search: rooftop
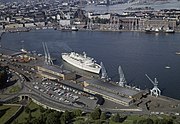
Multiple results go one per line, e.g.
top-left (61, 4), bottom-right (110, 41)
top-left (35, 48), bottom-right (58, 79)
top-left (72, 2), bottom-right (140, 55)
top-left (37, 64), bottom-right (73, 74)
top-left (85, 85), bottom-right (133, 104)
top-left (85, 79), bottom-right (139, 97)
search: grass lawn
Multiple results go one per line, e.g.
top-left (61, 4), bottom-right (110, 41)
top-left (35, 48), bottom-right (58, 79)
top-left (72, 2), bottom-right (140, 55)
top-left (14, 101), bottom-right (42, 124)
top-left (0, 105), bottom-right (20, 124)
top-left (8, 85), bottom-right (21, 93)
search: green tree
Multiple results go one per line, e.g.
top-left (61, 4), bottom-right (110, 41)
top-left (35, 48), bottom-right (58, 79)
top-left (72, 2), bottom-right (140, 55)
top-left (146, 118), bottom-right (153, 124)
top-left (25, 112), bottom-right (33, 124)
top-left (94, 120), bottom-right (102, 124)
top-left (60, 110), bottom-right (71, 124)
top-left (74, 120), bottom-right (85, 124)
top-left (53, 111), bottom-right (63, 119)
top-left (73, 109), bottom-right (82, 117)
top-left (39, 106), bottom-right (46, 113)
top-left (90, 107), bottom-right (102, 120)
top-left (133, 120), bottom-right (137, 124)
top-left (100, 112), bottom-right (107, 120)
top-left (0, 66), bottom-right (8, 86)
top-left (111, 113), bottom-right (120, 122)
top-left (25, 107), bottom-right (31, 113)
top-left (46, 112), bottom-right (60, 124)
top-left (38, 113), bottom-right (46, 124)
top-left (32, 118), bottom-right (40, 124)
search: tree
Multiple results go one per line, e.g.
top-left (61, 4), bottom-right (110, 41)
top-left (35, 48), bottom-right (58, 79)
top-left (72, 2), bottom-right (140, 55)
top-left (0, 66), bottom-right (8, 87)
top-left (154, 118), bottom-right (173, 124)
top-left (38, 113), bottom-right (46, 124)
top-left (53, 111), bottom-right (63, 119)
top-left (32, 118), bottom-right (40, 124)
top-left (146, 118), bottom-right (153, 124)
top-left (25, 107), bottom-right (31, 114)
top-left (25, 112), bottom-right (33, 124)
top-left (137, 118), bottom-right (154, 124)
top-left (60, 110), bottom-right (71, 124)
top-left (94, 120), bottom-right (103, 124)
top-left (46, 112), bottom-right (60, 124)
top-left (111, 113), bottom-right (120, 122)
top-left (90, 107), bottom-right (102, 120)
top-left (73, 109), bottom-right (82, 117)
top-left (39, 106), bottom-right (46, 113)
top-left (100, 112), bottom-right (107, 120)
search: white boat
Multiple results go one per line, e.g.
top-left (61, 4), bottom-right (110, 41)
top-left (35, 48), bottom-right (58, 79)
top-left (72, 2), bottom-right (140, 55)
top-left (165, 29), bottom-right (175, 33)
top-left (175, 52), bottom-right (180, 55)
top-left (71, 26), bottom-right (78, 31)
top-left (165, 66), bottom-right (171, 69)
top-left (61, 52), bottom-right (101, 74)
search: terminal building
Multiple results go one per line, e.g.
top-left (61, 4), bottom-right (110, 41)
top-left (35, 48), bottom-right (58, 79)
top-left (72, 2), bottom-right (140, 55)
top-left (36, 65), bottom-right (76, 80)
top-left (83, 79), bottom-right (144, 106)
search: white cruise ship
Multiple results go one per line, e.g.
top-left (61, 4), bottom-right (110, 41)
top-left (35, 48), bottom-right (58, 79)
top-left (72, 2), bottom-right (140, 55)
top-left (61, 52), bottom-right (101, 74)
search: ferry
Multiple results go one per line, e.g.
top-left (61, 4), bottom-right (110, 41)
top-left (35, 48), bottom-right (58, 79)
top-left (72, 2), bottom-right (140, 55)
top-left (61, 52), bottom-right (101, 74)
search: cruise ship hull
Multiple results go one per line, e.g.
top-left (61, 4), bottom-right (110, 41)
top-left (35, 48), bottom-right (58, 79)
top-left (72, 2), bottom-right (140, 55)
top-left (62, 54), bottom-right (101, 74)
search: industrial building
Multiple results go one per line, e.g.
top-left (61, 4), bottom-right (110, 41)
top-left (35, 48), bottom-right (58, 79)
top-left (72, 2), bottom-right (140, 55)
top-left (83, 79), bottom-right (144, 106)
top-left (37, 65), bottom-right (76, 80)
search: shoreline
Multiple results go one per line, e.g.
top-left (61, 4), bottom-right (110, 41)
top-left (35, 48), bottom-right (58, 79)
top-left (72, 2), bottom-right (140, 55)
top-left (1, 27), bottom-right (180, 34)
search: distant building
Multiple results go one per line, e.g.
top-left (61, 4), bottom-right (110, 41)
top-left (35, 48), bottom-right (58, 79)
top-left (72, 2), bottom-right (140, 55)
top-left (88, 12), bottom-right (111, 20)
top-left (139, 18), bottom-right (176, 31)
top-left (59, 20), bottom-right (71, 26)
top-left (5, 23), bottom-right (24, 29)
top-left (24, 23), bottom-right (35, 28)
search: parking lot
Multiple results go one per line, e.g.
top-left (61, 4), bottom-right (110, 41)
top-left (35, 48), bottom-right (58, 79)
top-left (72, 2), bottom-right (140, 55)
top-left (32, 79), bottom-right (97, 109)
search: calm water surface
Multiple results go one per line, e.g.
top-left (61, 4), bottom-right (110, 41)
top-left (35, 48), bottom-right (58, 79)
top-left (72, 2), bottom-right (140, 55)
top-left (1, 29), bottom-right (180, 99)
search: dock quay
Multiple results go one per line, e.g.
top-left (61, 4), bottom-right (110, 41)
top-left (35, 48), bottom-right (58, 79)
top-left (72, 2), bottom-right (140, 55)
top-left (0, 47), bottom-right (180, 115)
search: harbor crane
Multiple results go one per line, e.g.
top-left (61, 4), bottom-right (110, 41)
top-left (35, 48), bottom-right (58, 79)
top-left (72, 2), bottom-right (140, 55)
top-left (42, 42), bottom-right (53, 65)
top-left (145, 74), bottom-right (161, 97)
top-left (100, 62), bottom-right (108, 80)
top-left (118, 65), bottom-right (126, 87)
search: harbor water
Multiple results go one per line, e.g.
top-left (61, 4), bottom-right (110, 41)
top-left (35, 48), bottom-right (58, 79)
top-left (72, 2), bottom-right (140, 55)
top-left (1, 29), bottom-right (180, 100)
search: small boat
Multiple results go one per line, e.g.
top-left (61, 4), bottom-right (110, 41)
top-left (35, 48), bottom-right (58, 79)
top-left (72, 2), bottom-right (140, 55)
top-left (71, 26), bottom-right (78, 31)
top-left (165, 66), bottom-right (171, 69)
top-left (175, 52), bottom-right (180, 55)
top-left (165, 29), bottom-right (175, 33)
top-left (164, 27), bottom-right (175, 33)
